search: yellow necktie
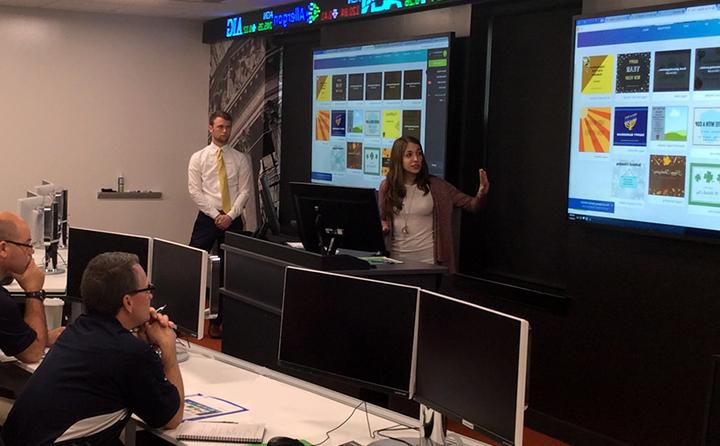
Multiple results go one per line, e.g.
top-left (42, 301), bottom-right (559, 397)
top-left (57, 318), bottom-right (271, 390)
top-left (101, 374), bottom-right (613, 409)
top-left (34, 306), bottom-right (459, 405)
top-left (216, 148), bottom-right (231, 214)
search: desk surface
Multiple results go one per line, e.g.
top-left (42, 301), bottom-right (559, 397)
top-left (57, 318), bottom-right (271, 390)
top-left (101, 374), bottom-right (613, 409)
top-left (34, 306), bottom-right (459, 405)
top-left (222, 234), bottom-right (448, 277)
top-left (350, 260), bottom-right (446, 276)
top-left (142, 346), bottom-right (421, 446)
top-left (10, 344), bottom-right (489, 446)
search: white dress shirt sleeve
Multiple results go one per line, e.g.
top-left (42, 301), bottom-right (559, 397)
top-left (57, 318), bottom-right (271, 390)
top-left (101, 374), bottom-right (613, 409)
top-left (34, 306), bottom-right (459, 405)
top-left (227, 151), bottom-right (253, 221)
top-left (188, 151), bottom-right (221, 219)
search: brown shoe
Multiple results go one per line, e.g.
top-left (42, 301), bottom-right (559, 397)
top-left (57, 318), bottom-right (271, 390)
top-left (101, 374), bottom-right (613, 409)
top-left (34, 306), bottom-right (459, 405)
top-left (208, 323), bottom-right (223, 339)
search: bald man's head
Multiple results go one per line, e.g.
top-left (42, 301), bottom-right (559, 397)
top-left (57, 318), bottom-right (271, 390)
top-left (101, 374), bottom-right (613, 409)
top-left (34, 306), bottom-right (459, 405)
top-left (0, 212), bottom-right (23, 242)
top-left (0, 212), bottom-right (34, 281)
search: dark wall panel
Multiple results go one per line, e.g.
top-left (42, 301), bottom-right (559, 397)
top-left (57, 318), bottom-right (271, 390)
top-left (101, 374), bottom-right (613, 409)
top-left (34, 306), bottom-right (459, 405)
top-left (275, 31), bottom-right (319, 228)
top-left (562, 226), bottom-right (720, 445)
top-left (460, 4), bottom-right (574, 291)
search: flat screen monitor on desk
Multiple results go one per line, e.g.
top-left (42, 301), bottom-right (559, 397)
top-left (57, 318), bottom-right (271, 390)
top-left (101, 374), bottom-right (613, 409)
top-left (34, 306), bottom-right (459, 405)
top-left (18, 193), bottom-right (45, 247)
top-left (415, 290), bottom-right (530, 446)
top-left (279, 266), bottom-right (419, 396)
top-left (290, 182), bottom-right (385, 255)
top-left (66, 227), bottom-right (151, 300)
top-left (33, 181), bottom-right (56, 205)
top-left (150, 239), bottom-right (208, 339)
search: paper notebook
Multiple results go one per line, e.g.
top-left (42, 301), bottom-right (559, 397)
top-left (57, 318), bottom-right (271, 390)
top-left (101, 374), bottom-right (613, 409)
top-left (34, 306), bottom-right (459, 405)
top-left (175, 422), bottom-right (265, 443)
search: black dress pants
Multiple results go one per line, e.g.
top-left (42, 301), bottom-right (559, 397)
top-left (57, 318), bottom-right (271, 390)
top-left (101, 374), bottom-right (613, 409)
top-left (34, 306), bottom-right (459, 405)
top-left (189, 211), bottom-right (244, 325)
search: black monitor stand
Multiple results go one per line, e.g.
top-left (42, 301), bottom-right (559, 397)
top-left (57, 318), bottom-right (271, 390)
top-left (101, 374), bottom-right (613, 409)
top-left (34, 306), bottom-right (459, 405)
top-left (368, 407), bottom-right (446, 446)
top-left (315, 213), bottom-right (340, 256)
top-left (43, 202), bottom-right (64, 275)
top-left (176, 344), bottom-right (189, 364)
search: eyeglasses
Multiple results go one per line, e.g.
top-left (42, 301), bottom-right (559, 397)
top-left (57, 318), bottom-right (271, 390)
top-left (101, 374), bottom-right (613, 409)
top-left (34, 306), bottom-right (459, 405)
top-left (3, 240), bottom-right (33, 250)
top-left (128, 283), bottom-right (155, 296)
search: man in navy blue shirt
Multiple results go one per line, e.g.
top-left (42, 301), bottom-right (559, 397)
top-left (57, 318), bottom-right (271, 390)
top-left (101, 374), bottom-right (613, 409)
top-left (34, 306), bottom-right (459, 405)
top-left (2, 252), bottom-right (184, 446)
top-left (0, 212), bottom-right (64, 423)
top-left (0, 212), bottom-right (64, 362)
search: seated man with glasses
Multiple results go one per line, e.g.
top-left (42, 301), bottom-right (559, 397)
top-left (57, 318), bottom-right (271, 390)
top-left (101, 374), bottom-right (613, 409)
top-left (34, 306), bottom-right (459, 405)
top-left (2, 252), bottom-right (184, 446)
top-left (0, 212), bottom-right (65, 424)
top-left (0, 212), bottom-right (64, 364)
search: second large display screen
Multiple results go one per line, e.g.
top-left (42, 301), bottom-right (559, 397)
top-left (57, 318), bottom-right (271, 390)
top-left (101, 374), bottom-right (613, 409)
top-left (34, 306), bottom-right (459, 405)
top-left (568, 3), bottom-right (720, 236)
top-left (311, 35), bottom-right (450, 189)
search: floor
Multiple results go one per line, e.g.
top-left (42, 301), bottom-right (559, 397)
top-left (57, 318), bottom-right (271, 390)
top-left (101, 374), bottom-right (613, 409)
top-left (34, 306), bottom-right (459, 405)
top-left (186, 322), bottom-right (570, 446)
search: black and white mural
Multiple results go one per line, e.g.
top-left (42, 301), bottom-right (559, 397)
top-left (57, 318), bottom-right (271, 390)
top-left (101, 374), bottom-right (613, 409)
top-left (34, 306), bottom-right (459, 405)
top-left (209, 36), bottom-right (282, 232)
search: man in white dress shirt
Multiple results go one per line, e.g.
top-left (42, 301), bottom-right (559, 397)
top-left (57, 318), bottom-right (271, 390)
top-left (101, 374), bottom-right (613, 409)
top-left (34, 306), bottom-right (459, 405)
top-left (188, 111), bottom-right (254, 337)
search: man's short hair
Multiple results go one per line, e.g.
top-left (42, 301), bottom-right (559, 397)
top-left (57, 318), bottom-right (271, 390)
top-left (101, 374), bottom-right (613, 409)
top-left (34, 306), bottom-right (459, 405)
top-left (81, 252), bottom-right (139, 317)
top-left (209, 111), bottom-right (233, 125)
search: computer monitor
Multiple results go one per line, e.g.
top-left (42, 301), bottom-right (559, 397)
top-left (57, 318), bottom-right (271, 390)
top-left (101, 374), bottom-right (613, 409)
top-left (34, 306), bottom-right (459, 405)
top-left (150, 239), bottom-right (208, 339)
top-left (67, 227), bottom-right (152, 300)
top-left (290, 182), bottom-right (385, 255)
top-left (567, 4), bottom-right (720, 239)
top-left (311, 34), bottom-right (451, 189)
top-left (33, 181), bottom-right (56, 206)
top-left (279, 266), bottom-right (419, 396)
top-left (55, 188), bottom-right (69, 248)
top-left (414, 290), bottom-right (530, 446)
top-left (17, 193), bottom-right (45, 247)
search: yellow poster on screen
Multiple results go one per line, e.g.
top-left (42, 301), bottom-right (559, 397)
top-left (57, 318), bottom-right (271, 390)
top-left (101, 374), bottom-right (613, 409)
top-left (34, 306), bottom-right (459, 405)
top-left (382, 110), bottom-right (401, 139)
top-left (316, 76), bottom-right (331, 101)
top-left (315, 110), bottom-right (330, 141)
top-left (581, 55), bottom-right (614, 94)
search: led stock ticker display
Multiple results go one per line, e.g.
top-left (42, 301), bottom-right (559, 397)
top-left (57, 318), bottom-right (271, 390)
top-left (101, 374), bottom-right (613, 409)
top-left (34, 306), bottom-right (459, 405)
top-left (203, 0), bottom-right (453, 43)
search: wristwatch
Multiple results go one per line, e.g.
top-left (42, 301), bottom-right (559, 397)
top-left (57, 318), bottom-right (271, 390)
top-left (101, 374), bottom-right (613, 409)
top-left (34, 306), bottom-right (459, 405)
top-left (25, 290), bottom-right (46, 301)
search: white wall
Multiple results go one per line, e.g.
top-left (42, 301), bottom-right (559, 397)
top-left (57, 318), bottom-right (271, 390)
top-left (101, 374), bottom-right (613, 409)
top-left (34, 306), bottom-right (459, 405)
top-left (0, 7), bottom-right (210, 243)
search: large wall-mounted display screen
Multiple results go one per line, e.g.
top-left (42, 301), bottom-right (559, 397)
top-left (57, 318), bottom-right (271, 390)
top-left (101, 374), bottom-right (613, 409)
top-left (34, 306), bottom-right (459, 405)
top-left (568, 3), bottom-right (720, 236)
top-left (311, 35), bottom-right (450, 189)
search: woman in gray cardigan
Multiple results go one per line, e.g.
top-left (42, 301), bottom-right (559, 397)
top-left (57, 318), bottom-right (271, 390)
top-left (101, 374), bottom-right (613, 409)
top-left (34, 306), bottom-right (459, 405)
top-left (378, 136), bottom-right (489, 273)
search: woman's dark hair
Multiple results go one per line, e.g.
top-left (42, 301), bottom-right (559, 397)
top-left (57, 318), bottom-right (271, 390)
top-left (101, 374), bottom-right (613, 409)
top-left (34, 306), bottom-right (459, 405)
top-left (381, 135), bottom-right (430, 219)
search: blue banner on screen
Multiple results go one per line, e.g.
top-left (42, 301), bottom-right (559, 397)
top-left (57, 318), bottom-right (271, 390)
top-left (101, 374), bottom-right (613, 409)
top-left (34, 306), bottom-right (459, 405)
top-left (311, 35), bottom-right (450, 189)
top-left (567, 3), bottom-right (720, 236)
top-left (311, 171), bottom-right (333, 181)
top-left (568, 198), bottom-right (615, 213)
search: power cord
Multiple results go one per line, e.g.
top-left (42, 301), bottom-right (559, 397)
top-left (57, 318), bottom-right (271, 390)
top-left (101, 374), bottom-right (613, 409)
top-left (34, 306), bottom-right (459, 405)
top-left (365, 402), bottom-right (374, 438)
top-left (312, 401), bottom-right (366, 446)
top-left (312, 401), bottom-right (417, 446)
top-left (373, 426), bottom-right (418, 436)
top-left (57, 251), bottom-right (67, 267)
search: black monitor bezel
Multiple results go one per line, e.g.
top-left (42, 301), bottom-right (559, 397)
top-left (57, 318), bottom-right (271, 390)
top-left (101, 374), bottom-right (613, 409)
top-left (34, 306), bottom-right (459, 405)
top-left (150, 238), bottom-right (207, 339)
top-left (277, 266), bottom-right (419, 397)
top-left (290, 181), bottom-right (386, 254)
top-left (66, 227), bottom-right (151, 300)
top-left (413, 290), bottom-right (530, 446)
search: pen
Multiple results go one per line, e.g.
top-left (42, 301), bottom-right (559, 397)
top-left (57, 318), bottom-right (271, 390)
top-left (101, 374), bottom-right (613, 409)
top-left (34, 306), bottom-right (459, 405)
top-left (151, 305), bottom-right (177, 330)
top-left (199, 421), bottom-right (238, 424)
